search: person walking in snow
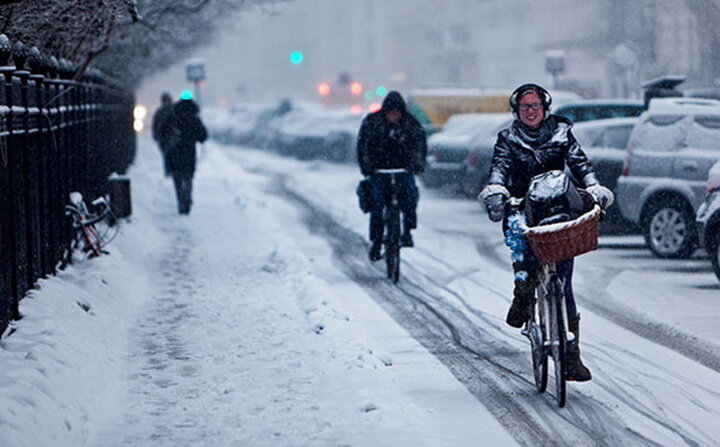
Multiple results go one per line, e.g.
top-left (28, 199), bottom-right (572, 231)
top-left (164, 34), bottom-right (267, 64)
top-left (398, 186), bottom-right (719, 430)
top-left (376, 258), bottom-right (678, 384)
top-left (165, 97), bottom-right (207, 215)
top-left (151, 92), bottom-right (175, 177)
top-left (356, 91), bottom-right (427, 262)
top-left (479, 83), bottom-right (614, 382)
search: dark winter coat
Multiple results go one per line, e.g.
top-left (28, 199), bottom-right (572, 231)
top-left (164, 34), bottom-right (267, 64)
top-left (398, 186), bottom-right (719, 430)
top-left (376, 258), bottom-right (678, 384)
top-left (165, 99), bottom-right (208, 176)
top-left (487, 115), bottom-right (597, 198)
top-left (357, 92), bottom-right (427, 177)
top-left (151, 102), bottom-right (175, 151)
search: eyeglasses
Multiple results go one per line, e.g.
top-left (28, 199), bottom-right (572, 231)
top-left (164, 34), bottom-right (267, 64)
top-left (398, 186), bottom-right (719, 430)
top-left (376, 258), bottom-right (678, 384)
top-left (519, 102), bottom-right (543, 112)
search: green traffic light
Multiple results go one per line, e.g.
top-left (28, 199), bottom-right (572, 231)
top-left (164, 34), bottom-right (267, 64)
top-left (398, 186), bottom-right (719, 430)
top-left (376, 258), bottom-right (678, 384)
top-left (290, 51), bottom-right (304, 65)
top-left (180, 90), bottom-right (193, 100)
top-left (376, 86), bottom-right (388, 97)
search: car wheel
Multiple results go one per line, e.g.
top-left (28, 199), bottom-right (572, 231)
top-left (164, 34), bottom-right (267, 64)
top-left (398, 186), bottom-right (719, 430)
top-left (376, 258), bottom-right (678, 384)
top-left (709, 226), bottom-right (720, 282)
top-left (644, 199), bottom-right (697, 259)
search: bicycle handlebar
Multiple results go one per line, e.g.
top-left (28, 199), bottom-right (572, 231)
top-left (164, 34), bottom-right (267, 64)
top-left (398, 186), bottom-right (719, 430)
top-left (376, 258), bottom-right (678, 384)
top-left (374, 168), bottom-right (408, 174)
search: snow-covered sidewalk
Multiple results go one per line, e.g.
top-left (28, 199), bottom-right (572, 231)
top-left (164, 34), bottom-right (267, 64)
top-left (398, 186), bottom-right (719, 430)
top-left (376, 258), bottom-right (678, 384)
top-left (0, 139), bottom-right (514, 446)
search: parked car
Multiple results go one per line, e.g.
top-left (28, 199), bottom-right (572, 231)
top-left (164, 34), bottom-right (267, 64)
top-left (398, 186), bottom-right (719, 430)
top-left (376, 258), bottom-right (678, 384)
top-left (274, 109), bottom-right (361, 162)
top-left (203, 107), bottom-right (234, 144)
top-left (572, 117), bottom-right (638, 192)
top-left (696, 160), bottom-right (720, 281)
top-left (423, 113), bottom-right (512, 189)
top-left (554, 99), bottom-right (644, 123)
top-left (570, 117), bottom-right (640, 230)
top-left (275, 112), bottom-right (330, 159)
top-left (457, 114), bottom-right (514, 197)
top-left (324, 112), bottom-right (363, 162)
top-left (227, 104), bottom-right (269, 146)
top-left (616, 97), bottom-right (720, 258)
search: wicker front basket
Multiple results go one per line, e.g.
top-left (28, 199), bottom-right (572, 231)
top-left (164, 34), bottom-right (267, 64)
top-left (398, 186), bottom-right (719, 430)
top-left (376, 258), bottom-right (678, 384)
top-left (525, 205), bottom-right (602, 264)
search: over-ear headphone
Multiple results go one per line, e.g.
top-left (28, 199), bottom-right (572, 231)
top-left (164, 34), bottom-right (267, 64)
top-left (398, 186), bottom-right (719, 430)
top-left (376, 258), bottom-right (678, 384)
top-left (509, 83), bottom-right (552, 114)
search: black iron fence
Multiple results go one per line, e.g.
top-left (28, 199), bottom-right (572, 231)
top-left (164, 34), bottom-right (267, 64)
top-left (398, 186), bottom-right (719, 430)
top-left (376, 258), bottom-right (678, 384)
top-left (0, 36), bottom-right (136, 335)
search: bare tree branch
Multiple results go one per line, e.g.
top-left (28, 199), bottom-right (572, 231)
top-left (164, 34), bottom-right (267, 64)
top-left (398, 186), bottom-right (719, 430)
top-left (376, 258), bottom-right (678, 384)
top-left (0, 0), bottom-right (292, 86)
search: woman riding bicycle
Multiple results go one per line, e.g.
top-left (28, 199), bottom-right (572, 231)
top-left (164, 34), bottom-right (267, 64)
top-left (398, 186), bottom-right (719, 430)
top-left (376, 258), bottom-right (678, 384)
top-left (479, 83), bottom-right (614, 382)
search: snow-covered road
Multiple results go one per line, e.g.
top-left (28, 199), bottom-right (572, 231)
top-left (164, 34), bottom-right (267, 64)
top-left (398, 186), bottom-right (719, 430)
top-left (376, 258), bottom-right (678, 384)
top-left (1, 138), bottom-right (719, 446)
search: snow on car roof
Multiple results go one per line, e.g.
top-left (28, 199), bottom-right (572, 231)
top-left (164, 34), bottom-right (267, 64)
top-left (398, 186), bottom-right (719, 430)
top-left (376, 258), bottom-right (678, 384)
top-left (556, 99), bottom-right (644, 108)
top-left (647, 97), bottom-right (720, 115)
top-left (572, 116), bottom-right (639, 130)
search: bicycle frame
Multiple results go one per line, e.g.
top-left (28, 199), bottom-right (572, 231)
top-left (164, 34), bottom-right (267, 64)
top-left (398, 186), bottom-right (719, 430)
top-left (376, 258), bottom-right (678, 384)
top-left (507, 197), bottom-right (574, 407)
top-left (63, 193), bottom-right (114, 265)
top-left (375, 168), bottom-right (407, 283)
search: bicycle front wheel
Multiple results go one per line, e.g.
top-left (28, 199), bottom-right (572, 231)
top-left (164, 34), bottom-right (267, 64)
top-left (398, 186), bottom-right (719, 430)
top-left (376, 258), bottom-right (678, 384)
top-left (548, 275), bottom-right (567, 407)
top-left (528, 319), bottom-right (548, 393)
top-left (385, 206), bottom-right (401, 284)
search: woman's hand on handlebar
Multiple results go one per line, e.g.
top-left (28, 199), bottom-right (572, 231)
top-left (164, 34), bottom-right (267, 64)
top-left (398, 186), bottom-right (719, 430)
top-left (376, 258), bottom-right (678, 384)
top-left (484, 194), bottom-right (506, 222)
top-left (586, 184), bottom-right (614, 209)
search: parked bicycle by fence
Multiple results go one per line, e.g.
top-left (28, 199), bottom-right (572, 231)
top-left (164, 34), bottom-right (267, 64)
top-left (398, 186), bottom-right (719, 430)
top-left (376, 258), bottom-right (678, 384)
top-left (0, 34), bottom-right (135, 335)
top-left (62, 192), bottom-right (118, 267)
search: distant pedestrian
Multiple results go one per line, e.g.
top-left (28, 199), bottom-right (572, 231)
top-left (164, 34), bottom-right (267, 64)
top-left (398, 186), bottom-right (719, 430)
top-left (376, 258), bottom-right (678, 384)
top-left (151, 92), bottom-right (175, 177)
top-left (165, 98), bottom-right (207, 215)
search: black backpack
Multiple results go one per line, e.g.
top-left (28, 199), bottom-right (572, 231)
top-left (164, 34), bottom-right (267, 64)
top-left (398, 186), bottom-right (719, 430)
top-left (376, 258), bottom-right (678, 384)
top-left (525, 170), bottom-right (591, 226)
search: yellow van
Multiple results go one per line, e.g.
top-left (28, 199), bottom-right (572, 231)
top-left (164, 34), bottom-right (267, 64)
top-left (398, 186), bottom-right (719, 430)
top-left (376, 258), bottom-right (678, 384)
top-left (408, 88), bottom-right (510, 135)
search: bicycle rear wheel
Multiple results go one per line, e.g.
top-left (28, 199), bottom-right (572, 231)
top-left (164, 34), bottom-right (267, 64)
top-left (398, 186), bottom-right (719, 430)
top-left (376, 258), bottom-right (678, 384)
top-left (385, 206), bottom-right (401, 284)
top-left (548, 275), bottom-right (567, 407)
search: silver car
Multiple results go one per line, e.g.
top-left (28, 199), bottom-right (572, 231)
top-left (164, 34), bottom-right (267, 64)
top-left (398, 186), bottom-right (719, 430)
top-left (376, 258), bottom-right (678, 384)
top-left (616, 98), bottom-right (720, 258)
top-left (422, 113), bottom-right (512, 189)
top-left (696, 160), bottom-right (720, 281)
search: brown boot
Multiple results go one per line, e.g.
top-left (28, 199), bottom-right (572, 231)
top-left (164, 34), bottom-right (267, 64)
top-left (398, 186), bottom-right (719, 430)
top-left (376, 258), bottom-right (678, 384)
top-left (506, 278), bottom-right (534, 328)
top-left (565, 315), bottom-right (592, 382)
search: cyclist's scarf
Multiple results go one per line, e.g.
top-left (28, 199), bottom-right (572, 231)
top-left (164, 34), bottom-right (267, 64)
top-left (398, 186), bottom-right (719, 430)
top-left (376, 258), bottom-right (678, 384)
top-left (511, 115), bottom-right (559, 148)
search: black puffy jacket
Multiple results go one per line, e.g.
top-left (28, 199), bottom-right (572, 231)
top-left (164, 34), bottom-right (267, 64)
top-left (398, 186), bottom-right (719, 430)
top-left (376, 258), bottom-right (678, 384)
top-left (487, 115), bottom-right (597, 198)
top-left (357, 92), bottom-right (427, 177)
top-left (166, 99), bottom-right (208, 175)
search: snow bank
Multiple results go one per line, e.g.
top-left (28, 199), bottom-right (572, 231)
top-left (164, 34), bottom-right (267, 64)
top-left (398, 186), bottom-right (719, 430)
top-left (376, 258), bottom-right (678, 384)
top-left (0, 216), bottom-right (159, 446)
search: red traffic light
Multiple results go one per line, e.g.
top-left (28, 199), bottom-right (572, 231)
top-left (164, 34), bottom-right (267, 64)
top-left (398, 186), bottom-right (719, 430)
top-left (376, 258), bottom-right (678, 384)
top-left (350, 82), bottom-right (363, 96)
top-left (317, 82), bottom-right (331, 96)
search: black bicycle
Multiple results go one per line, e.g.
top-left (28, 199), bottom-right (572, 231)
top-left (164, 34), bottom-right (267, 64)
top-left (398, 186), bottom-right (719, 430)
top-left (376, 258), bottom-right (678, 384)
top-left (375, 168), bottom-right (407, 284)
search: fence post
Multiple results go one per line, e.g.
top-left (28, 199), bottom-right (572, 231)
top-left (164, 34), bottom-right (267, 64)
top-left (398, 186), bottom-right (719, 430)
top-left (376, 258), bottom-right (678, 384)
top-left (0, 35), bottom-right (12, 330)
top-left (14, 42), bottom-right (42, 287)
top-left (44, 56), bottom-right (63, 268)
top-left (29, 47), bottom-right (51, 277)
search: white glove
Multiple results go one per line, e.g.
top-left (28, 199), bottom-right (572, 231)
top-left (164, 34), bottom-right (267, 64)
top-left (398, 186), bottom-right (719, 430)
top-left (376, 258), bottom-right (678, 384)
top-left (478, 184), bottom-right (510, 222)
top-left (586, 184), bottom-right (614, 209)
top-left (478, 184), bottom-right (510, 203)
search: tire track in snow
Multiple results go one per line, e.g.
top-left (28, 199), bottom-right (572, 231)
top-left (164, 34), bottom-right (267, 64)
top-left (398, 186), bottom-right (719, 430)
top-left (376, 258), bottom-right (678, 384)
top-left (423, 224), bottom-right (720, 374)
top-left (274, 178), bottom-right (664, 447)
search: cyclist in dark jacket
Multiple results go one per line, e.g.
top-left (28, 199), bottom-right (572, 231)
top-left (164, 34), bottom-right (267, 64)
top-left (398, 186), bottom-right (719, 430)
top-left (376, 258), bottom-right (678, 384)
top-left (479, 83), bottom-right (614, 382)
top-left (151, 92), bottom-right (174, 176)
top-left (357, 91), bottom-right (427, 261)
top-left (166, 98), bottom-right (207, 215)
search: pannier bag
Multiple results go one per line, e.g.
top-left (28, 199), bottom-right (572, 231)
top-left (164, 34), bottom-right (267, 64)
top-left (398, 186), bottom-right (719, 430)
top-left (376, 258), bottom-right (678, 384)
top-left (356, 178), bottom-right (372, 213)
